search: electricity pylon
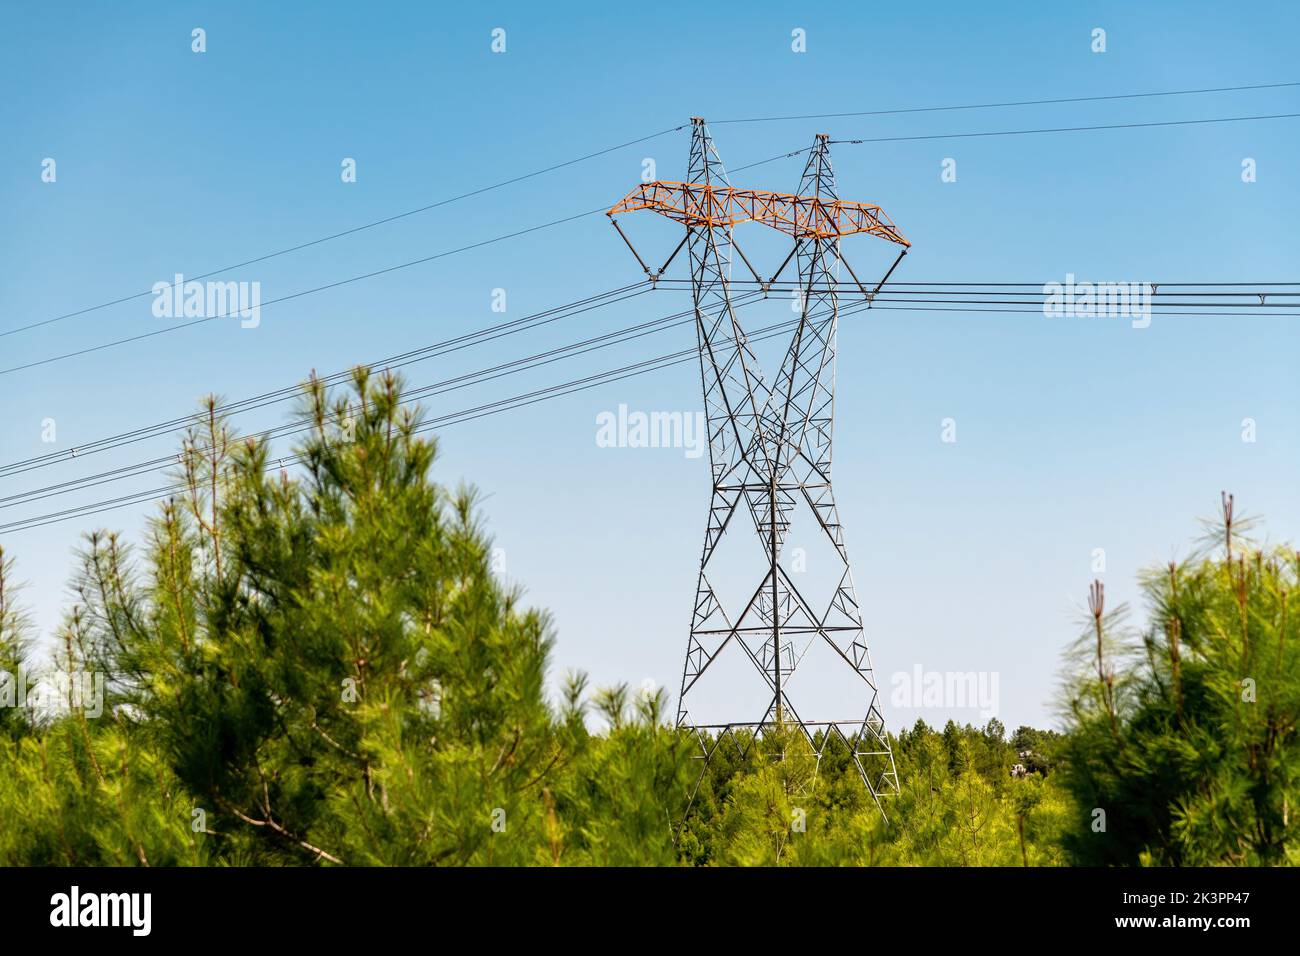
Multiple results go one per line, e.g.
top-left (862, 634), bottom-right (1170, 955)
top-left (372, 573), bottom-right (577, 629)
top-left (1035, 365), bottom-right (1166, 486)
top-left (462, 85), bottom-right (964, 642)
top-left (608, 119), bottom-right (910, 817)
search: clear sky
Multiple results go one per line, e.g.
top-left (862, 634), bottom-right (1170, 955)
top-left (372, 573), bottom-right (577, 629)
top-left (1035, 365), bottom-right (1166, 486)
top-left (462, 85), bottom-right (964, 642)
top-left (2, 0), bottom-right (1298, 731)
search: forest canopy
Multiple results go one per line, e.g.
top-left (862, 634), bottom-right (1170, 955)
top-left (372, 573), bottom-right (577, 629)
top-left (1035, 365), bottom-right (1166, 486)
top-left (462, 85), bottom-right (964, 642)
top-left (0, 372), bottom-right (1294, 866)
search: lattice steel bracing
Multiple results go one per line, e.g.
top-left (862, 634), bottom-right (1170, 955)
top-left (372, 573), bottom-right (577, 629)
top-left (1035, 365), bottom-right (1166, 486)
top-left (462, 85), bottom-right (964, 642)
top-left (608, 119), bottom-right (910, 819)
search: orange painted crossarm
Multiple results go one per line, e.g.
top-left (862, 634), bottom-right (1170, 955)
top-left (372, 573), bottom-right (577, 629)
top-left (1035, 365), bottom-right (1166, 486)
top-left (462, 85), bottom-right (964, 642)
top-left (608, 181), bottom-right (910, 247)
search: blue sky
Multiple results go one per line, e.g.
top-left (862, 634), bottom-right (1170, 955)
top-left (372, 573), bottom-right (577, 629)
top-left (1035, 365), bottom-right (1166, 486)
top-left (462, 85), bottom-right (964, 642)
top-left (2, 0), bottom-right (1298, 730)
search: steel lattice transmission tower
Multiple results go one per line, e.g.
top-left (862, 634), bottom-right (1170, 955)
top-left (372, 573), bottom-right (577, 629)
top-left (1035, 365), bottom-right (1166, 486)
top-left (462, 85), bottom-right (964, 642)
top-left (608, 119), bottom-right (910, 815)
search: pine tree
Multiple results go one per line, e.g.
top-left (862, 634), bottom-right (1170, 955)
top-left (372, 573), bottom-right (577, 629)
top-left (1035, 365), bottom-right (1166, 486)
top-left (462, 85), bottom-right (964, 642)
top-left (0, 547), bottom-right (32, 741)
top-left (1059, 495), bottom-right (1300, 865)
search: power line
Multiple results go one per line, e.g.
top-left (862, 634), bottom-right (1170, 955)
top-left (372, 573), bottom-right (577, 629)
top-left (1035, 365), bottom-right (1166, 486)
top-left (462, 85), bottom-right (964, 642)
top-left (0, 303), bottom-right (822, 535)
top-left (0, 125), bottom-right (687, 340)
top-left (716, 281), bottom-right (1300, 287)
top-left (5, 90), bottom-right (1296, 510)
top-left (5, 295), bottom-right (1300, 531)
top-left (831, 112), bottom-right (1300, 146)
top-left (9, 107), bottom-right (1294, 378)
top-left (0, 206), bottom-right (615, 378)
top-left (0, 289), bottom-right (773, 509)
top-left (711, 79), bottom-right (1300, 124)
top-left (8, 254), bottom-right (1295, 383)
top-left (0, 159), bottom-right (797, 374)
top-left (657, 279), bottom-right (1300, 300)
top-left (0, 281), bottom-right (656, 477)
top-left (2, 281), bottom-right (1290, 485)
top-left (24, 289), bottom-right (1300, 538)
top-left (13, 78), bottom-right (1294, 343)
